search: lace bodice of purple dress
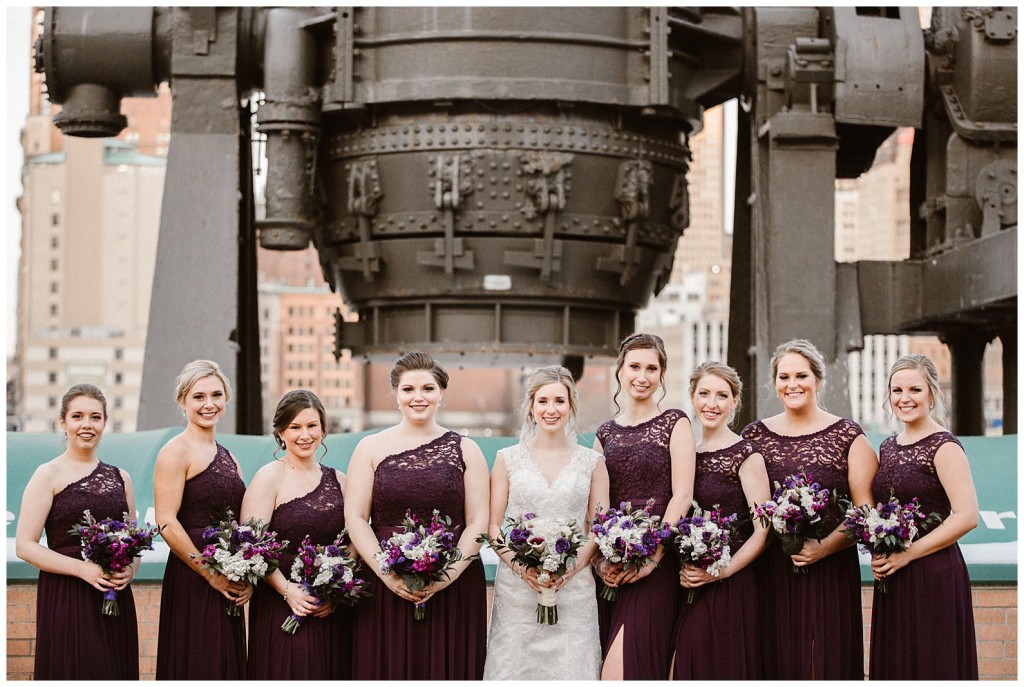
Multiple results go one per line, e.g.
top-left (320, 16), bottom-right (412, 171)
top-left (372, 431), bottom-right (467, 536)
top-left (872, 432), bottom-right (959, 519)
top-left (694, 440), bottom-right (757, 547)
top-left (270, 467), bottom-right (346, 572)
top-left (45, 462), bottom-right (129, 554)
top-left (742, 418), bottom-right (863, 501)
top-left (597, 409), bottom-right (688, 518)
top-left (178, 444), bottom-right (245, 530)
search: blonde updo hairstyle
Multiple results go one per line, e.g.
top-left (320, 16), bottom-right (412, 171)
top-left (519, 366), bottom-right (579, 444)
top-left (883, 354), bottom-right (948, 428)
top-left (688, 361), bottom-right (743, 426)
top-left (612, 332), bottom-right (669, 414)
top-left (769, 338), bottom-right (827, 409)
top-left (174, 359), bottom-right (233, 407)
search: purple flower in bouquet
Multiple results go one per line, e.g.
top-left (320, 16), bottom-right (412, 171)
top-left (68, 510), bottom-right (162, 616)
top-left (281, 530), bottom-right (370, 634)
top-left (375, 509), bottom-right (474, 620)
top-left (191, 509), bottom-right (290, 616)
top-left (477, 512), bottom-right (584, 624)
top-left (753, 471), bottom-right (848, 574)
top-left (591, 499), bottom-right (673, 601)
top-left (672, 502), bottom-right (737, 603)
top-left (842, 493), bottom-right (943, 593)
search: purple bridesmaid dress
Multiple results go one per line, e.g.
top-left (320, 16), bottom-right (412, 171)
top-left (34, 462), bottom-right (140, 679)
top-left (352, 431), bottom-right (487, 680)
top-left (742, 418), bottom-right (865, 680)
top-left (247, 466), bottom-right (353, 679)
top-left (596, 408), bottom-right (687, 679)
top-left (671, 439), bottom-right (760, 679)
top-left (156, 444), bottom-right (247, 679)
top-left (868, 432), bottom-right (978, 679)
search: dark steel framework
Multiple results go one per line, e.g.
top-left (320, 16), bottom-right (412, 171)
top-left (34, 7), bottom-right (1016, 434)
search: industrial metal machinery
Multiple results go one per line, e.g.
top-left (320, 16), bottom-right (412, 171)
top-left (34, 7), bottom-right (1016, 433)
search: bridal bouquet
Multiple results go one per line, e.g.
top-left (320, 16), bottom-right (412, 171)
top-left (192, 510), bottom-right (290, 615)
top-left (753, 471), bottom-right (846, 573)
top-left (842, 493), bottom-right (943, 593)
top-left (68, 510), bottom-right (162, 616)
top-left (281, 531), bottom-right (370, 634)
top-left (477, 512), bottom-right (585, 624)
top-left (591, 499), bottom-right (674, 601)
top-left (671, 502), bottom-right (738, 604)
top-left (375, 509), bottom-right (471, 620)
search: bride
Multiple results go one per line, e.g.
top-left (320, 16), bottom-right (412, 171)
top-left (483, 366), bottom-right (608, 680)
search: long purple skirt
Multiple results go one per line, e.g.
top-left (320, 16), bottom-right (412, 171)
top-left (352, 558), bottom-right (487, 680)
top-left (34, 570), bottom-right (139, 679)
top-left (671, 564), bottom-right (759, 679)
top-left (869, 543), bottom-right (977, 679)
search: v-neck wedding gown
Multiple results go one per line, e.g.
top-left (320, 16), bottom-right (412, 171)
top-left (483, 443), bottom-right (603, 680)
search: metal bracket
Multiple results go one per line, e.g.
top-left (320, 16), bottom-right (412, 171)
top-left (785, 37), bottom-right (834, 114)
top-left (418, 154), bottom-right (475, 274)
top-left (939, 85), bottom-right (1018, 142)
top-left (976, 159), bottom-right (1017, 236)
top-left (337, 160), bottom-right (382, 281)
top-left (504, 153), bottom-right (573, 281)
top-left (190, 7), bottom-right (217, 55)
top-left (597, 160), bottom-right (653, 285)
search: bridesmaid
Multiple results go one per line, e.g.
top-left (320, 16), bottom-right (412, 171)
top-left (346, 352), bottom-right (489, 679)
top-left (671, 362), bottom-right (770, 679)
top-left (154, 360), bottom-right (249, 679)
top-left (243, 390), bottom-right (352, 679)
top-left (15, 384), bottom-right (140, 679)
top-left (593, 332), bottom-right (696, 680)
top-left (741, 339), bottom-right (877, 679)
top-left (868, 354), bottom-right (978, 679)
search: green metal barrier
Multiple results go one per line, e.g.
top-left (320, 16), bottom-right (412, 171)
top-left (6, 430), bottom-right (1016, 584)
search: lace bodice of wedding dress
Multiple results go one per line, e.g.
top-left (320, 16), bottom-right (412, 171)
top-left (483, 443), bottom-right (603, 680)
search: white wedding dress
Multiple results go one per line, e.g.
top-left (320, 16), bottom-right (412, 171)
top-left (483, 443), bottom-right (603, 680)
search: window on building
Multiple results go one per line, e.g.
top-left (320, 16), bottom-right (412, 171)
top-left (115, 348), bottom-right (123, 360)
top-left (114, 373), bottom-right (123, 384)
top-left (50, 236), bottom-right (59, 249)
top-left (48, 372), bottom-right (57, 383)
top-left (48, 396), bottom-right (56, 408)
top-left (50, 282), bottom-right (58, 294)
top-left (51, 213), bottom-right (60, 227)
top-left (48, 347), bottom-right (57, 359)
top-left (50, 259), bottom-right (59, 271)
top-left (50, 304), bottom-right (58, 316)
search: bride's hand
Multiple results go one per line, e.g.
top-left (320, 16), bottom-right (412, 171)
top-left (516, 565), bottom-right (550, 594)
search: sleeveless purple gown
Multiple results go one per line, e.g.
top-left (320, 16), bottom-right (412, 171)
top-left (869, 431), bottom-right (978, 679)
top-left (671, 439), bottom-right (760, 679)
top-left (352, 431), bottom-right (487, 680)
top-left (595, 409), bottom-right (687, 679)
top-left (156, 444), bottom-right (247, 679)
top-left (34, 462), bottom-right (139, 680)
top-left (742, 418), bottom-right (865, 680)
top-left (247, 466), bottom-right (353, 679)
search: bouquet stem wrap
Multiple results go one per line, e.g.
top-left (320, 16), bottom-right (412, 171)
top-left (536, 587), bottom-right (559, 625)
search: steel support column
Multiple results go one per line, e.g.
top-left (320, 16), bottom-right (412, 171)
top-left (999, 327), bottom-right (1016, 435)
top-left (941, 330), bottom-right (990, 436)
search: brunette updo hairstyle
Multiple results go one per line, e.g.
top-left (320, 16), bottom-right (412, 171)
top-left (883, 354), bottom-right (948, 428)
top-left (60, 384), bottom-right (108, 420)
top-left (174, 359), bottom-right (233, 406)
top-left (612, 332), bottom-right (668, 413)
top-left (769, 339), bottom-right (828, 408)
top-left (688, 361), bottom-right (743, 425)
top-left (389, 352), bottom-right (449, 390)
top-left (518, 366), bottom-right (579, 443)
top-left (271, 390), bottom-right (329, 458)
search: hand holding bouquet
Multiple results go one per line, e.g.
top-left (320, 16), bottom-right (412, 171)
top-left (591, 499), bottom-right (674, 601)
top-left (281, 530), bottom-right (370, 633)
top-left (192, 510), bottom-right (290, 615)
top-left (68, 509), bottom-right (162, 616)
top-left (671, 502), bottom-right (737, 603)
top-left (375, 509), bottom-right (472, 620)
top-left (753, 471), bottom-right (846, 573)
top-left (477, 512), bottom-right (585, 624)
top-left (842, 492), bottom-right (942, 593)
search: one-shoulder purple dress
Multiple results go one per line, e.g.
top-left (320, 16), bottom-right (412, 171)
top-left (742, 418), bottom-right (865, 680)
top-left (671, 439), bottom-right (760, 679)
top-left (869, 431), bottom-right (978, 680)
top-left (352, 431), bottom-right (487, 680)
top-left (596, 409), bottom-right (688, 680)
top-left (156, 444), bottom-right (246, 679)
top-left (34, 462), bottom-right (139, 680)
top-left (247, 466), bottom-right (353, 679)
